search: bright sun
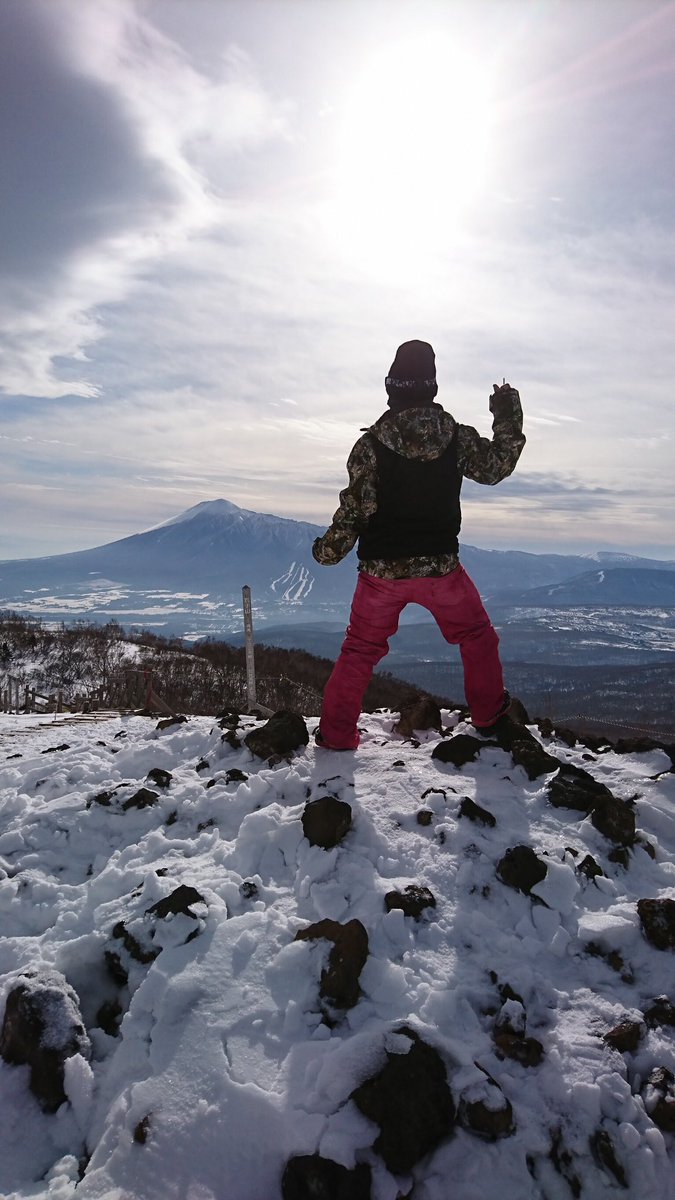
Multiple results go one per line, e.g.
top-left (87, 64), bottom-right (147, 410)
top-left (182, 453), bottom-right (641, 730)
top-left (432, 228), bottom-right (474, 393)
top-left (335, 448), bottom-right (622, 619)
top-left (330, 34), bottom-right (494, 269)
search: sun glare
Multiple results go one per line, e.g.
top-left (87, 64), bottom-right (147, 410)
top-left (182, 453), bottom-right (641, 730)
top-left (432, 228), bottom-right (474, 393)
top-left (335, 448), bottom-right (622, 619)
top-left (329, 34), bottom-right (494, 271)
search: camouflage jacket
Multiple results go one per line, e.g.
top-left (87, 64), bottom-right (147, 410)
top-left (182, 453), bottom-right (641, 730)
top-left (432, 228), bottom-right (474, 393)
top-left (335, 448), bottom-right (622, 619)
top-left (312, 387), bottom-right (525, 579)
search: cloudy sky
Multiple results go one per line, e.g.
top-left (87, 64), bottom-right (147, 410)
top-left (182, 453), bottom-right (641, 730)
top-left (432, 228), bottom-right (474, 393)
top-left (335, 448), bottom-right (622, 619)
top-left (2, 0), bottom-right (675, 562)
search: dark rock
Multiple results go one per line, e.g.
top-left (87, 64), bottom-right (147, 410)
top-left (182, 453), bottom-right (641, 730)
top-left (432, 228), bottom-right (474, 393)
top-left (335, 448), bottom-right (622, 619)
top-left (114, 730), bottom-right (128, 739)
top-left (156, 715), bottom-right (188, 730)
top-left (165, 810), bottom-right (177, 826)
top-left (589, 1128), bottom-right (627, 1188)
top-left (41, 743), bottom-right (71, 754)
top-left (541, 722), bottom-right (577, 748)
top-left (591, 796), bottom-right (635, 845)
top-left (494, 1033), bottom-right (544, 1067)
top-left (549, 1129), bottom-right (582, 1199)
top-left (205, 779), bottom-right (216, 789)
top-left (578, 854), bottom-right (604, 881)
top-left (302, 797), bottom-right (352, 849)
top-left (644, 996), bottom-right (675, 1028)
top-left (295, 919), bottom-right (368, 1010)
top-left (422, 787), bottom-right (448, 801)
top-left (508, 696), bottom-right (531, 724)
top-left (603, 1018), bottom-right (645, 1053)
top-left (195, 759), bottom-right (210, 773)
top-left (0, 970), bottom-right (91, 1112)
top-left (217, 710), bottom-right (241, 729)
top-left (134, 1114), bottom-right (151, 1144)
top-left (432, 734), bottom-right (484, 766)
top-left (225, 768), bottom-right (248, 784)
top-left (457, 1069), bottom-right (515, 1139)
top-left (495, 979), bottom-right (525, 1006)
top-left (636, 837), bottom-right (657, 860)
top-left (147, 885), bottom-right (206, 919)
top-left (244, 711), bottom-right (309, 760)
top-left (547, 764), bottom-right (613, 813)
top-left (104, 950), bottom-right (128, 987)
top-left (385, 885), bottom-right (436, 919)
top-left (614, 736), bottom-right (660, 755)
top-left (581, 733), bottom-right (612, 753)
top-left (496, 845), bottom-right (547, 895)
top-left (495, 999), bottom-right (526, 1035)
top-left (112, 921), bottom-right (158, 965)
top-left (96, 999), bottom-right (123, 1036)
top-left (416, 809), bottom-right (433, 826)
top-left (146, 767), bottom-right (172, 789)
top-left (510, 739), bottom-right (561, 780)
top-left (642, 1067), bottom-right (675, 1133)
top-left (351, 1026), bottom-right (455, 1173)
top-left (458, 796), bottom-right (496, 827)
top-left (197, 819), bottom-right (215, 831)
top-left (281, 1154), bottom-right (371, 1200)
top-left (88, 789), bottom-right (114, 808)
top-left (221, 730), bottom-right (242, 749)
top-left (586, 942), bottom-right (632, 982)
top-left (391, 759), bottom-right (405, 768)
top-left (6, 752), bottom-right (23, 759)
top-left (608, 846), bottom-right (630, 868)
top-left (638, 898), bottom-right (675, 950)
top-left (393, 695), bottom-right (442, 738)
top-left (240, 880), bottom-right (258, 900)
top-left (122, 788), bottom-right (159, 811)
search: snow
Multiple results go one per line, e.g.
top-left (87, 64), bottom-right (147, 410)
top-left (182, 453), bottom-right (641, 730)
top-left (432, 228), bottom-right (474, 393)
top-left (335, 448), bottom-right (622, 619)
top-left (0, 709), bottom-right (674, 1199)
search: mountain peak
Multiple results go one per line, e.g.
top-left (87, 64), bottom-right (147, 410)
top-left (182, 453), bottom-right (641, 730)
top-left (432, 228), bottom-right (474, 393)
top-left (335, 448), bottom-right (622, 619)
top-left (153, 498), bottom-right (247, 530)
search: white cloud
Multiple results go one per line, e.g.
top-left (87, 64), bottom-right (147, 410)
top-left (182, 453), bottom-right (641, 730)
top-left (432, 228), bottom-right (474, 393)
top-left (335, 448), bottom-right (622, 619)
top-left (0, 0), bottom-right (291, 399)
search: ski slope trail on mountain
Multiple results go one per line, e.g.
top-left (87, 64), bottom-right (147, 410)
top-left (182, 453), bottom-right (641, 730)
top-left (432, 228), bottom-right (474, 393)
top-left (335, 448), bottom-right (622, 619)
top-left (0, 709), bottom-right (674, 1199)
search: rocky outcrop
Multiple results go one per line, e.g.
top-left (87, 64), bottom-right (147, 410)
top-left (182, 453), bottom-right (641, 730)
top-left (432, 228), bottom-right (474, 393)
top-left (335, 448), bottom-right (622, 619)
top-left (122, 787), bottom-right (159, 811)
top-left (642, 1066), bottom-right (675, 1133)
top-left (432, 734), bottom-right (484, 767)
top-left (146, 767), bottom-right (172, 789)
top-left (496, 845), bottom-right (547, 895)
top-left (603, 1017), bottom-right (645, 1053)
top-left (0, 970), bottom-right (91, 1112)
top-left (351, 1027), bottom-right (455, 1173)
top-left (384, 885), bottom-right (436, 920)
top-left (295, 919), bottom-right (368, 1010)
top-left (638, 898), bottom-right (675, 950)
top-left (147, 885), bottom-right (206, 919)
top-left (393, 696), bottom-right (442, 738)
top-left (302, 797), bottom-right (352, 849)
top-left (282, 1154), bottom-right (371, 1200)
top-left (457, 1066), bottom-right (515, 1139)
top-left (458, 796), bottom-right (496, 827)
top-left (244, 711), bottom-right (309, 760)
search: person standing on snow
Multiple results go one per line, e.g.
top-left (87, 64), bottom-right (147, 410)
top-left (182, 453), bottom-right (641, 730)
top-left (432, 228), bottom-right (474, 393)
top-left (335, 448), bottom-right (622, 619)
top-left (312, 339), bottom-right (525, 751)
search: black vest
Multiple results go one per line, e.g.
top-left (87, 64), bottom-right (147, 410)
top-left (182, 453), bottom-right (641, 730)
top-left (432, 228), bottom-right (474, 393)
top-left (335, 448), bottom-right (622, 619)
top-left (357, 432), bottom-right (462, 561)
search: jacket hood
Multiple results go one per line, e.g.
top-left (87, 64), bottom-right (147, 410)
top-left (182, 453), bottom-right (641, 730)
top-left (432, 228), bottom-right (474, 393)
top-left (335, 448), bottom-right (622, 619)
top-left (368, 402), bottom-right (457, 460)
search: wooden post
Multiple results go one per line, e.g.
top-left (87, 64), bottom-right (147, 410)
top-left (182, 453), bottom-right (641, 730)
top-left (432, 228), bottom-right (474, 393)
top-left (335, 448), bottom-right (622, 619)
top-left (242, 585), bottom-right (257, 710)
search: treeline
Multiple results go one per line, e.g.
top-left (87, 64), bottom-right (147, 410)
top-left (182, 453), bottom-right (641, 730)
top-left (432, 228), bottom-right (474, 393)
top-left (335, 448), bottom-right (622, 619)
top-left (0, 612), bottom-right (457, 716)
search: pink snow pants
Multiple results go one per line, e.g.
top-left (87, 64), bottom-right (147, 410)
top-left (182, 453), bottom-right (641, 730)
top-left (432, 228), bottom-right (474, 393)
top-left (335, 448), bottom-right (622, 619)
top-left (319, 566), bottom-right (506, 749)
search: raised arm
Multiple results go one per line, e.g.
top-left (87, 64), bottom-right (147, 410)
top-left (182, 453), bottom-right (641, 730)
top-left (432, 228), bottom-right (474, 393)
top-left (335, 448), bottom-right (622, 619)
top-left (457, 383), bottom-right (525, 485)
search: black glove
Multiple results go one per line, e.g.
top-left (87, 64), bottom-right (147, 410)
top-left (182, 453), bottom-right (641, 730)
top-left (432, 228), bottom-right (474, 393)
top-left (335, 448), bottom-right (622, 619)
top-left (489, 382), bottom-right (520, 418)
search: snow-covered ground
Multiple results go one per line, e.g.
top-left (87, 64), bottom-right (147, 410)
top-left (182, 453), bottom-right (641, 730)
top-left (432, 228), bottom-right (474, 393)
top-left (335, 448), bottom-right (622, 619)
top-left (0, 709), bottom-right (674, 1199)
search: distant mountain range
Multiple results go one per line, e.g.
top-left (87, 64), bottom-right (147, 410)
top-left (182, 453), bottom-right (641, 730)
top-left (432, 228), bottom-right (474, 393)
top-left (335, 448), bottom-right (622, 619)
top-left (494, 567), bottom-right (675, 607)
top-left (1, 498), bottom-right (674, 638)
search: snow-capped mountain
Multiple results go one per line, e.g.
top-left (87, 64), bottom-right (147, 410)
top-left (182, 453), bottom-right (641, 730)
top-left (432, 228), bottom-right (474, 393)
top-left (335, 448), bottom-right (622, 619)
top-left (492, 568), bottom-right (675, 607)
top-left (0, 499), bottom-right (674, 637)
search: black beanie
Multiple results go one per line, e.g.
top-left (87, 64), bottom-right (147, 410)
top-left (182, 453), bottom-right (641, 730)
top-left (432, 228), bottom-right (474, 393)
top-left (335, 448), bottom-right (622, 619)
top-left (385, 340), bottom-right (437, 409)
